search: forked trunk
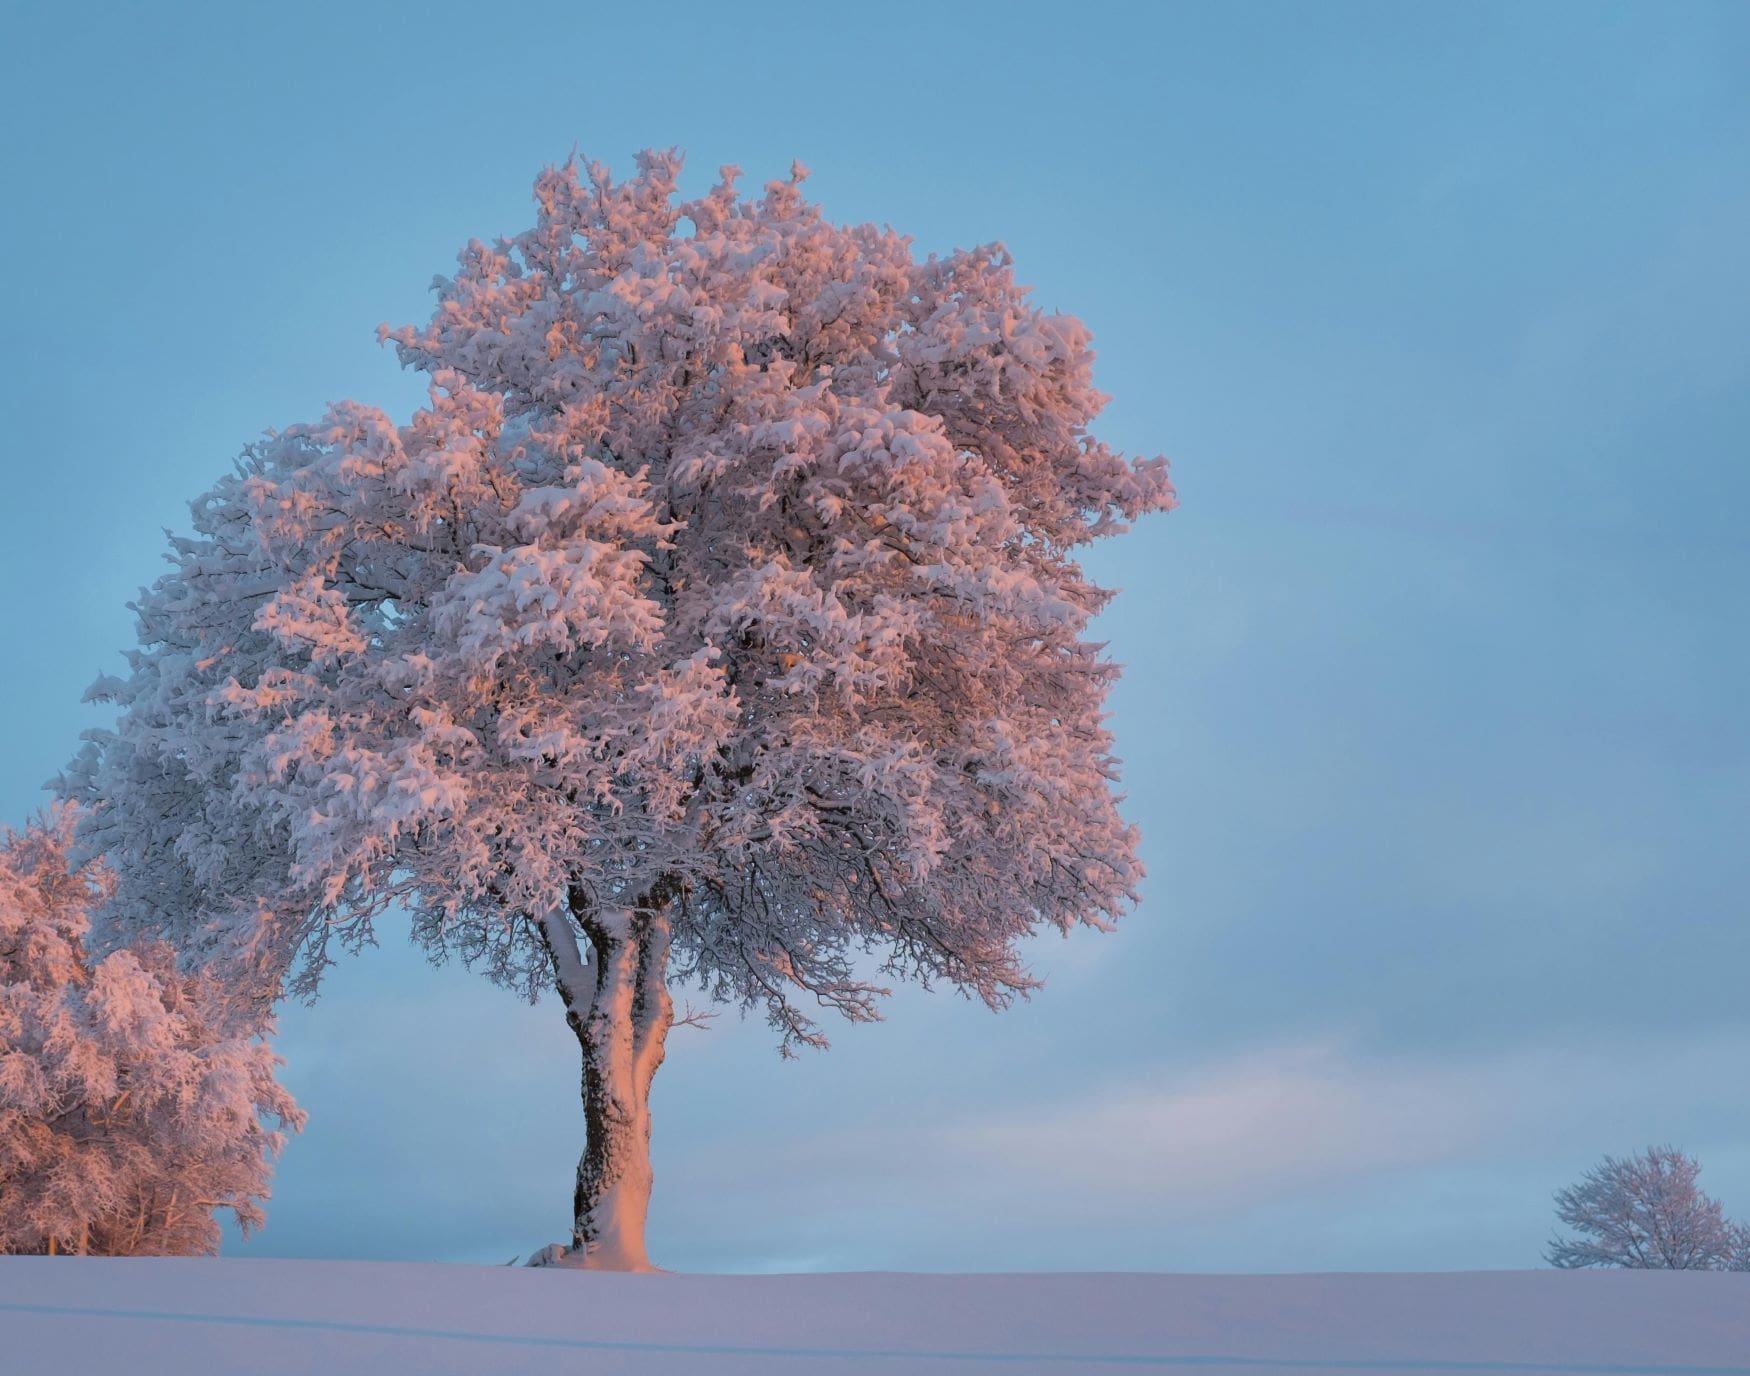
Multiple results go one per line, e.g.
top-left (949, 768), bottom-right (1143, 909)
top-left (536, 892), bottom-right (674, 1271)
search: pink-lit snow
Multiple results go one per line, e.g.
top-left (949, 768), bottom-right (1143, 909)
top-left (2, 1259), bottom-right (1746, 1373)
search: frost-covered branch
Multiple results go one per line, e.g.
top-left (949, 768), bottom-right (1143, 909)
top-left (534, 904), bottom-right (594, 1026)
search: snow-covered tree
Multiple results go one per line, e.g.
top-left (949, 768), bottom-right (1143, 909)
top-left (0, 807), bottom-right (302, 1256)
top-left (1545, 1146), bottom-right (1737, 1270)
top-left (65, 150), bottom-right (1175, 1269)
top-left (1727, 1221), bottom-right (1750, 1272)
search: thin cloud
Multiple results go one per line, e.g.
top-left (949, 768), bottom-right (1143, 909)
top-left (938, 1042), bottom-right (1489, 1225)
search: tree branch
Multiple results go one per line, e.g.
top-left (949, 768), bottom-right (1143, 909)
top-left (534, 904), bottom-right (595, 1029)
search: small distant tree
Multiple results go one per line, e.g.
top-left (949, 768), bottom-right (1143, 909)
top-left (0, 807), bottom-right (303, 1256)
top-left (1545, 1146), bottom-right (1736, 1270)
top-left (1728, 1221), bottom-right (1750, 1273)
top-left (64, 149), bottom-right (1175, 1268)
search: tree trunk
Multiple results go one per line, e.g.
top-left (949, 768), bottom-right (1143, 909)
top-left (536, 890), bottom-right (674, 1272)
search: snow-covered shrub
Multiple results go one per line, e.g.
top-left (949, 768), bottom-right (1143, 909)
top-left (1545, 1146), bottom-right (1739, 1270)
top-left (0, 807), bottom-right (303, 1255)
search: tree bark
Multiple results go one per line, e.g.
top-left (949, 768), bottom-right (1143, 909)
top-left (536, 888), bottom-right (674, 1271)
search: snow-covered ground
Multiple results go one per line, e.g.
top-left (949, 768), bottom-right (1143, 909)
top-left (1, 1259), bottom-right (1746, 1374)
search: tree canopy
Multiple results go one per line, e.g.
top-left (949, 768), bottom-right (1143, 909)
top-left (1547, 1146), bottom-right (1746, 1271)
top-left (0, 808), bottom-right (302, 1256)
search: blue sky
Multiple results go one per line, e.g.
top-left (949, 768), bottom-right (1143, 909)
top-left (3, 0), bottom-right (1746, 1271)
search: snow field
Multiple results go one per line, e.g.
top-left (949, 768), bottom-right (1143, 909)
top-left (2, 1260), bottom-right (1748, 1374)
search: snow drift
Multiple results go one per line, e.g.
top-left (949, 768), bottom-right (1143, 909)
top-left (1, 1259), bottom-right (1747, 1374)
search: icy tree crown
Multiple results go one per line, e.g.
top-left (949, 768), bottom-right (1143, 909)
top-left (68, 151), bottom-right (1175, 1048)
